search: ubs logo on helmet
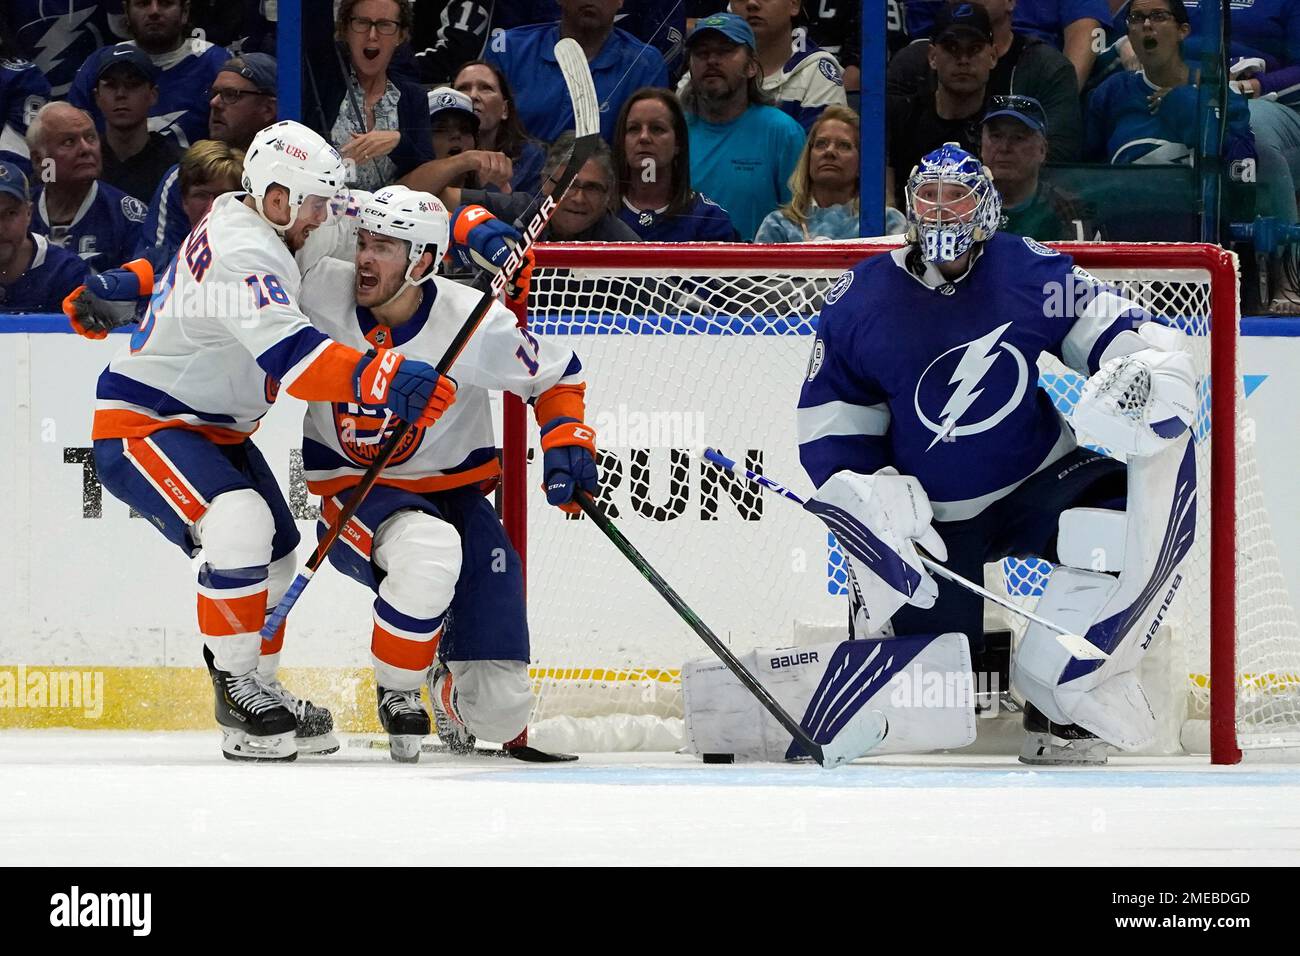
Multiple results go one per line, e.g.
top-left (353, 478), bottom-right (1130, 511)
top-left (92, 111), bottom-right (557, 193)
top-left (334, 402), bottom-right (424, 466)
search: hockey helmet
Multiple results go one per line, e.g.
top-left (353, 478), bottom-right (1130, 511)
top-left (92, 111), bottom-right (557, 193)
top-left (242, 120), bottom-right (349, 235)
top-left (357, 185), bottom-right (451, 287)
top-left (905, 143), bottom-right (1001, 264)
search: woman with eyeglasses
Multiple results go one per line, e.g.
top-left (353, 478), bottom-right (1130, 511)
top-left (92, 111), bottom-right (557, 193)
top-left (756, 106), bottom-right (870, 242)
top-left (611, 88), bottom-right (739, 242)
top-left (330, 0), bottom-right (434, 192)
top-left (452, 60), bottom-right (547, 197)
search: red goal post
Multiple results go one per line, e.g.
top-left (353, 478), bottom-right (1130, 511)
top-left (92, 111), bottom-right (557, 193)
top-left (502, 241), bottom-right (1295, 765)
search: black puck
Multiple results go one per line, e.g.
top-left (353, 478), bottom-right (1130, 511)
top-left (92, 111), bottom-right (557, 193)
top-left (702, 753), bottom-right (734, 764)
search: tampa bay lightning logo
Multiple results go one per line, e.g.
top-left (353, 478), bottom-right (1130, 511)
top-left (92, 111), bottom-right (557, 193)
top-left (819, 58), bottom-right (843, 85)
top-left (913, 322), bottom-right (1029, 450)
top-left (825, 271), bottom-right (853, 305)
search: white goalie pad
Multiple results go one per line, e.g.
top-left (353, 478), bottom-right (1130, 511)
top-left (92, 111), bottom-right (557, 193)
top-left (1012, 436), bottom-right (1197, 750)
top-left (682, 634), bottom-right (977, 762)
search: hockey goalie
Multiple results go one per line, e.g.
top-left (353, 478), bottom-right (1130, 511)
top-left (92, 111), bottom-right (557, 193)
top-left (686, 144), bottom-right (1198, 766)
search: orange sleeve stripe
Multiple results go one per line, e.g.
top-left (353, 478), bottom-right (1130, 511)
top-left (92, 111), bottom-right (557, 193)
top-left (198, 590), bottom-right (268, 637)
top-left (285, 342), bottom-right (367, 402)
top-left (534, 382), bottom-right (586, 426)
top-left (372, 623), bottom-right (443, 671)
top-left (93, 409), bottom-right (254, 444)
top-left (121, 258), bottom-right (155, 295)
top-left (307, 459), bottom-right (501, 498)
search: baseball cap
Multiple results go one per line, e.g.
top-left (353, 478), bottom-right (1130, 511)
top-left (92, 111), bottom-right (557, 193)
top-left (0, 161), bottom-right (31, 203)
top-left (95, 44), bottom-right (157, 84)
top-left (686, 12), bottom-right (756, 51)
top-left (427, 87), bottom-right (480, 129)
top-left (218, 53), bottom-right (278, 95)
top-left (933, 3), bottom-right (995, 44)
top-left (982, 95), bottom-right (1048, 134)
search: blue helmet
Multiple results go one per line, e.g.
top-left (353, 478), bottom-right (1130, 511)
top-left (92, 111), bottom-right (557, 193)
top-left (905, 143), bottom-right (1001, 263)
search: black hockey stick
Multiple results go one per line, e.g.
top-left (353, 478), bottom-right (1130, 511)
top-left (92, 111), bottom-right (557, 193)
top-left (263, 39), bottom-right (601, 638)
top-left (574, 490), bottom-right (888, 769)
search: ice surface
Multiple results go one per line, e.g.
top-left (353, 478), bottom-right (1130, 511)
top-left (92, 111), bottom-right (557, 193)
top-left (3, 731), bottom-right (1299, 866)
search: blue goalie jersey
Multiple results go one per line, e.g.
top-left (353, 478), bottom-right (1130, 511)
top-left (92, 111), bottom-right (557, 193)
top-left (796, 233), bottom-right (1149, 522)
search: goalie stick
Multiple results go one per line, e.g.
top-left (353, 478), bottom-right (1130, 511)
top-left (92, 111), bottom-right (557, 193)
top-left (701, 448), bottom-right (1110, 663)
top-left (346, 736), bottom-right (578, 762)
top-left (574, 490), bottom-right (889, 769)
top-left (263, 38), bottom-right (601, 639)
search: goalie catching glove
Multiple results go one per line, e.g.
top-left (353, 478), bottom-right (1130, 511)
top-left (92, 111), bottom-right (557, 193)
top-left (63, 258), bottom-right (154, 339)
top-left (806, 468), bottom-right (947, 634)
top-left (353, 350), bottom-right (457, 429)
top-left (1072, 325), bottom-right (1197, 458)
top-left (451, 203), bottom-right (533, 302)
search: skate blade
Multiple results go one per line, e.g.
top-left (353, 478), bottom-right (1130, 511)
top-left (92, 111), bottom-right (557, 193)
top-left (1018, 738), bottom-right (1109, 767)
top-left (221, 729), bottom-right (298, 762)
top-left (296, 732), bottom-right (340, 756)
top-left (388, 734), bottom-right (425, 763)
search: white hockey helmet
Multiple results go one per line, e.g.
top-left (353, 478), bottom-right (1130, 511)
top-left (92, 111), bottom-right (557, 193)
top-left (905, 143), bottom-right (1001, 264)
top-left (357, 185), bottom-right (450, 286)
top-left (241, 120), bottom-right (349, 234)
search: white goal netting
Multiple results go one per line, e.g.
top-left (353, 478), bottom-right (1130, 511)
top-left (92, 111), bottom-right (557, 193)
top-left (510, 242), bottom-right (1300, 760)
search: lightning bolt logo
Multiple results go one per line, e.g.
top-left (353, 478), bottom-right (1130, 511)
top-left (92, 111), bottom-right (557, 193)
top-left (30, 8), bottom-right (98, 95)
top-left (914, 322), bottom-right (1030, 450)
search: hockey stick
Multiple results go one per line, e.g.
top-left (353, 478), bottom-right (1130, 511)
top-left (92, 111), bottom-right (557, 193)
top-left (574, 490), bottom-right (888, 769)
top-left (701, 448), bottom-right (1110, 662)
top-left (263, 39), bottom-right (601, 638)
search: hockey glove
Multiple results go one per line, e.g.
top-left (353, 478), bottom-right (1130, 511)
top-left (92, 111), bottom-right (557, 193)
top-left (806, 468), bottom-right (947, 634)
top-left (63, 258), bottom-right (154, 339)
top-left (353, 350), bottom-right (457, 429)
top-left (450, 204), bottom-right (533, 301)
top-left (539, 416), bottom-right (598, 513)
top-left (1072, 347), bottom-right (1197, 458)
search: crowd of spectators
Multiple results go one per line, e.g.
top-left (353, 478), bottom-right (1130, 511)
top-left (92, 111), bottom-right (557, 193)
top-left (0, 0), bottom-right (1296, 313)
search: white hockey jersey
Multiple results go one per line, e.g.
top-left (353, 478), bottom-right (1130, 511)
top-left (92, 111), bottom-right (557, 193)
top-left (93, 192), bottom-right (366, 444)
top-left (299, 259), bottom-right (586, 497)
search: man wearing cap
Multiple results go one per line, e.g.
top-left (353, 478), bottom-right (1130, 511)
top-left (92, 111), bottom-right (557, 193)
top-left (681, 13), bottom-right (806, 241)
top-left (485, 0), bottom-right (669, 144)
top-left (93, 45), bottom-right (183, 202)
top-left (886, 3), bottom-right (997, 210)
top-left (713, 0), bottom-right (848, 132)
top-left (26, 103), bottom-right (146, 275)
top-left (980, 95), bottom-right (1099, 240)
top-left (68, 0), bottom-right (231, 148)
top-left (0, 161), bottom-right (90, 313)
top-left (888, 0), bottom-right (1082, 162)
top-left (135, 53), bottom-right (278, 267)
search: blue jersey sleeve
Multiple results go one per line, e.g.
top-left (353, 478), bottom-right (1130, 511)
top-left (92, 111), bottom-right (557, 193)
top-left (797, 275), bottom-right (893, 488)
top-left (1043, 253), bottom-right (1151, 374)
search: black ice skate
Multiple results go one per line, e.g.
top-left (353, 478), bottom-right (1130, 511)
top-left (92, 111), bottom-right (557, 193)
top-left (263, 677), bottom-right (339, 755)
top-left (377, 686), bottom-right (430, 763)
top-left (1018, 702), bottom-right (1109, 766)
top-left (203, 646), bottom-right (297, 762)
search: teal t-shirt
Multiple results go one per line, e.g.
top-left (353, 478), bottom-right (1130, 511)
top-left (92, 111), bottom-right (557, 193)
top-left (686, 104), bottom-right (807, 241)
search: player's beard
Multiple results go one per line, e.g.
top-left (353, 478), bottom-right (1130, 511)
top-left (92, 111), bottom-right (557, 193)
top-left (356, 268), bottom-right (404, 309)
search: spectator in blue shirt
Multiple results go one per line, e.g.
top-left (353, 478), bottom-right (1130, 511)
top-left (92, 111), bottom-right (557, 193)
top-left (26, 103), bottom-right (146, 274)
top-left (453, 60), bottom-right (547, 196)
top-left (756, 105), bottom-right (863, 242)
top-left (0, 160), bottom-right (90, 313)
top-left (494, 0), bottom-right (688, 78)
top-left (135, 52), bottom-right (276, 266)
top-left (613, 87), bottom-right (740, 241)
top-left (69, 0), bottom-right (230, 148)
top-left (1085, 0), bottom-right (1255, 166)
top-left (330, 0), bottom-right (435, 192)
top-left (681, 13), bottom-right (806, 240)
top-left (485, 0), bottom-right (670, 144)
top-left (0, 39), bottom-right (50, 178)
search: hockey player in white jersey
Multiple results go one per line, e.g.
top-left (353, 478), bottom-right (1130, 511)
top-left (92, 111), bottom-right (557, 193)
top-left (793, 143), bottom-right (1199, 765)
top-left (296, 185), bottom-right (597, 762)
top-left (88, 122), bottom-right (458, 762)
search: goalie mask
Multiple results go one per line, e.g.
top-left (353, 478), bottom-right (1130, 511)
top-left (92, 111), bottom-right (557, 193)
top-left (905, 144), bottom-right (1001, 264)
top-left (242, 120), bottom-right (349, 237)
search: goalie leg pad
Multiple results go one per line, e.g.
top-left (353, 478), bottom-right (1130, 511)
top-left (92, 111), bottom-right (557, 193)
top-left (1013, 438), bottom-right (1197, 750)
top-left (444, 659), bottom-right (531, 744)
top-left (683, 635), bottom-right (977, 762)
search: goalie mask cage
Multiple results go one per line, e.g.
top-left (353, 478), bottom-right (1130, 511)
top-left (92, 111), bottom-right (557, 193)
top-left (502, 241), bottom-right (1300, 765)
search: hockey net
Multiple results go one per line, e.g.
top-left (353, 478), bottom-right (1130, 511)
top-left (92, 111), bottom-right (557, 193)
top-left (504, 241), bottom-right (1300, 763)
